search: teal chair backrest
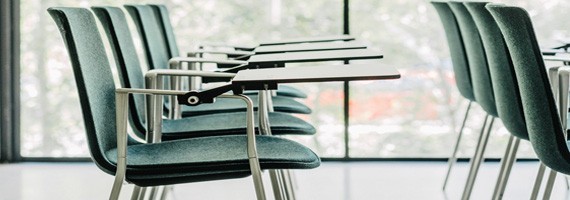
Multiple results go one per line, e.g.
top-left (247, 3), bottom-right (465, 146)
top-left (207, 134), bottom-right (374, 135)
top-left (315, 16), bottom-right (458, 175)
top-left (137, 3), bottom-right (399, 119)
top-left (48, 7), bottom-right (119, 174)
top-left (148, 4), bottom-right (180, 58)
top-left (464, 2), bottom-right (527, 140)
top-left (430, 1), bottom-right (475, 102)
top-left (488, 4), bottom-right (570, 174)
top-left (448, 1), bottom-right (497, 117)
top-left (92, 6), bottom-right (147, 139)
top-left (124, 5), bottom-right (170, 70)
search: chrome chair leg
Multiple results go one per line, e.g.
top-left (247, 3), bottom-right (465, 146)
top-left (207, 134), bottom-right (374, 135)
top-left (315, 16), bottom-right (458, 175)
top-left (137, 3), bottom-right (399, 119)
top-left (492, 136), bottom-right (520, 200)
top-left (160, 186), bottom-right (173, 200)
top-left (148, 187), bottom-right (159, 200)
top-left (290, 170), bottom-right (299, 190)
top-left (531, 163), bottom-right (547, 200)
top-left (462, 115), bottom-right (494, 200)
top-left (543, 170), bottom-right (557, 200)
top-left (270, 170), bottom-right (286, 200)
top-left (138, 187), bottom-right (148, 200)
top-left (285, 170), bottom-right (297, 199)
top-left (131, 186), bottom-right (142, 200)
top-left (443, 101), bottom-right (472, 190)
top-left (281, 170), bottom-right (296, 200)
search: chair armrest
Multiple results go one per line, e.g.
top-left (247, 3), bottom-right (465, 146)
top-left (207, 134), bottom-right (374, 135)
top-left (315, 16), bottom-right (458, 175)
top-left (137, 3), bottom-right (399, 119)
top-left (187, 49), bottom-right (255, 57)
top-left (144, 69), bottom-right (235, 91)
top-left (168, 57), bottom-right (248, 69)
top-left (116, 88), bottom-right (188, 95)
top-left (197, 42), bottom-right (257, 51)
top-left (145, 69), bottom-right (235, 80)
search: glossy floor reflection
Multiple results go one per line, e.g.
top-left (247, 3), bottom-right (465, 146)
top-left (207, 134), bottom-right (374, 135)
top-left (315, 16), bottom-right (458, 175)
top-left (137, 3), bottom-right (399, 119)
top-left (0, 161), bottom-right (568, 200)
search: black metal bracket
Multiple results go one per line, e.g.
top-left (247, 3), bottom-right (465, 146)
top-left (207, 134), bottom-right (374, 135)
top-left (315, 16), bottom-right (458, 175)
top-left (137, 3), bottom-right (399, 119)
top-left (177, 83), bottom-right (237, 106)
top-left (177, 83), bottom-right (256, 106)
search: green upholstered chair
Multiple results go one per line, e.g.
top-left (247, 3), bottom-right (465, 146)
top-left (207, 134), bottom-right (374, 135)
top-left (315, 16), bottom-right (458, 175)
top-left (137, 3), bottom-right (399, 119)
top-left (488, 4), bottom-right (570, 199)
top-left (464, 2), bottom-right (531, 199)
top-left (430, 1), bottom-right (487, 192)
top-left (447, 2), bottom-right (501, 199)
top-left (48, 7), bottom-right (320, 200)
top-left (90, 6), bottom-right (315, 143)
top-left (146, 4), bottom-right (308, 99)
top-left (123, 4), bottom-right (312, 119)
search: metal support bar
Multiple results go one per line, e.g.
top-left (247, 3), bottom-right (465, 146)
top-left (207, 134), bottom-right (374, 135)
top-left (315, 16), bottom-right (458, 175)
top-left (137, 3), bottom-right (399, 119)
top-left (531, 163), bottom-right (547, 200)
top-left (543, 169), bottom-right (558, 200)
top-left (110, 92), bottom-right (129, 200)
top-left (130, 186), bottom-right (142, 200)
top-left (224, 95), bottom-right (266, 200)
top-left (137, 187), bottom-right (147, 200)
top-left (492, 136), bottom-right (520, 200)
top-left (270, 170), bottom-right (286, 200)
top-left (282, 170), bottom-right (297, 200)
top-left (462, 115), bottom-right (494, 200)
top-left (443, 101), bottom-right (472, 190)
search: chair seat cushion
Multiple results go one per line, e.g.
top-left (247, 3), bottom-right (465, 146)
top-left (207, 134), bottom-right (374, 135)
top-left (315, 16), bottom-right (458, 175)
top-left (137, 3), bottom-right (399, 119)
top-left (105, 135), bottom-right (321, 186)
top-left (161, 112), bottom-right (316, 140)
top-left (176, 95), bottom-right (311, 117)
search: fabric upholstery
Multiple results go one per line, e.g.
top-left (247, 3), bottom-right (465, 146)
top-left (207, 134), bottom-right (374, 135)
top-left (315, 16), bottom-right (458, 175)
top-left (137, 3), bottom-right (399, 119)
top-left (487, 4), bottom-right (570, 174)
top-left (464, 2), bottom-right (528, 140)
top-left (430, 1), bottom-right (475, 102)
top-left (48, 7), bottom-right (119, 173)
top-left (448, 1), bottom-right (497, 117)
top-left (49, 7), bottom-right (320, 185)
top-left (106, 135), bottom-right (320, 186)
top-left (161, 112), bottom-right (316, 140)
top-left (92, 6), bottom-right (314, 141)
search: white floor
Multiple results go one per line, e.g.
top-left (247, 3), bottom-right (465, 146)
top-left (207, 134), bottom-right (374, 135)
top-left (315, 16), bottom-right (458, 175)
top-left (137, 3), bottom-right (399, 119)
top-left (0, 161), bottom-right (568, 200)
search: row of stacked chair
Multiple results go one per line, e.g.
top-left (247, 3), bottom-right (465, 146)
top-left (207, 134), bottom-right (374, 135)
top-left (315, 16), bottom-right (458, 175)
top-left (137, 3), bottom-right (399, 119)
top-left (46, 4), bottom-right (344, 200)
top-left (433, 1), bottom-right (570, 199)
top-left (47, 1), bottom-right (383, 198)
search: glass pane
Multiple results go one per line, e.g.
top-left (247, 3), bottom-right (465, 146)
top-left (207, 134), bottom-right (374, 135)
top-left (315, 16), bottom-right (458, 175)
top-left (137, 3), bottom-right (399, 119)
top-left (284, 62), bottom-right (346, 158)
top-left (20, 0), bottom-right (342, 157)
top-left (348, 0), bottom-right (561, 158)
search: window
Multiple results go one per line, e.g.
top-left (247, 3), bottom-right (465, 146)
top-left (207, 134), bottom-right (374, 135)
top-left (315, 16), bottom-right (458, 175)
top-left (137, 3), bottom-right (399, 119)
top-left (19, 0), bottom-right (342, 157)
top-left (18, 0), bottom-right (567, 159)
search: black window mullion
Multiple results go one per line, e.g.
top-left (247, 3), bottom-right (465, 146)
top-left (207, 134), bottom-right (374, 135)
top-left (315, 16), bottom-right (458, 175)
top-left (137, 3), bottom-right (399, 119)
top-left (0, 0), bottom-right (21, 163)
top-left (343, 0), bottom-right (350, 159)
